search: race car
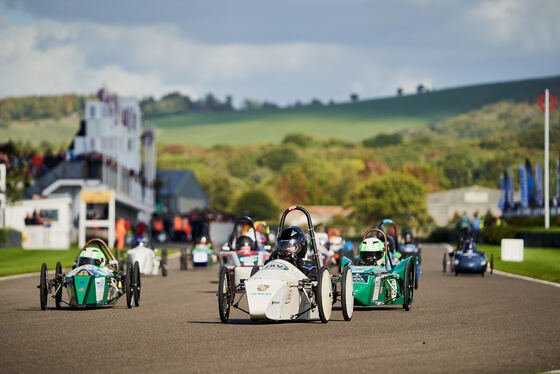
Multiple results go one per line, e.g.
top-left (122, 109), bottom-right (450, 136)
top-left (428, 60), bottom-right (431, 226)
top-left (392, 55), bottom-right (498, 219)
top-left (192, 236), bottom-right (215, 267)
top-left (376, 219), bottom-right (421, 289)
top-left (443, 235), bottom-right (493, 276)
top-left (219, 216), bottom-right (270, 287)
top-left (38, 238), bottom-right (140, 310)
top-left (341, 227), bottom-right (415, 310)
top-left (218, 205), bottom-right (353, 323)
top-left (126, 241), bottom-right (168, 276)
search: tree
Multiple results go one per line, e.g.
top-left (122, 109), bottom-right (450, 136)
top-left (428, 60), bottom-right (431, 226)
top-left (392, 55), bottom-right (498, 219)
top-left (258, 144), bottom-right (300, 171)
top-left (200, 174), bottom-right (234, 213)
top-left (397, 88), bottom-right (403, 97)
top-left (350, 93), bottom-right (359, 103)
top-left (362, 133), bottom-right (403, 148)
top-left (350, 173), bottom-right (430, 229)
top-left (233, 189), bottom-right (279, 221)
top-left (417, 84), bottom-right (425, 94)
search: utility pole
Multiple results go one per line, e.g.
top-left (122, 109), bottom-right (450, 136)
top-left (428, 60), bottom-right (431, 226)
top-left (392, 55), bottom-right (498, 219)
top-left (545, 89), bottom-right (550, 229)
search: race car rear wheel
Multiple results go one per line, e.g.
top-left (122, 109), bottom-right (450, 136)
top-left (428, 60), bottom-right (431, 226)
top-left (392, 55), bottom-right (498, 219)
top-left (161, 248), bottom-right (168, 276)
top-left (442, 252), bottom-right (446, 273)
top-left (55, 262), bottom-right (63, 309)
top-left (39, 263), bottom-right (48, 310)
top-left (133, 261), bottom-right (141, 307)
top-left (414, 264), bottom-right (419, 290)
top-left (125, 263), bottom-right (133, 309)
top-left (218, 267), bottom-right (232, 323)
top-left (403, 261), bottom-right (413, 311)
top-left (490, 254), bottom-right (494, 275)
top-left (341, 266), bottom-right (354, 321)
top-left (317, 267), bottom-right (333, 323)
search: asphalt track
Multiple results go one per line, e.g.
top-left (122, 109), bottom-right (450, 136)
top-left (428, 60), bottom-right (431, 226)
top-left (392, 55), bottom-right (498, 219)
top-left (1, 244), bottom-right (559, 374)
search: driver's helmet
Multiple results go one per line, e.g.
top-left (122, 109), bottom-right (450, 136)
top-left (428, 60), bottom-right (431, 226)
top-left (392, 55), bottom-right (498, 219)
top-left (275, 226), bottom-right (307, 258)
top-left (236, 235), bottom-right (254, 251)
top-left (463, 239), bottom-right (476, 252)
top-left (77, 247), bottom-right (106, 268)
top-left (404, 232), bottom-right (413, 244)
top-left (199, 236), bottom-right (208, 245)
top-left (359, 237), bottom-right (385, 265)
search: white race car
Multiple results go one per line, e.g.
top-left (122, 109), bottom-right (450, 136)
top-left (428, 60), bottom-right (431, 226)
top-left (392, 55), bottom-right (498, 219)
top-left (126, 242), bottom-right (168, 276)
top-left (219, 216), bottom-right (270, 288)
top-left (217, 205), bottom-right (353, 323)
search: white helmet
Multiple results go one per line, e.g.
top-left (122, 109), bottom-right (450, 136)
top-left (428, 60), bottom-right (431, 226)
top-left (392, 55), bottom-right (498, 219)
top-left (359, 237), bottom-right (385, 265)
top-left (77, 247), bottom-right (106, 267)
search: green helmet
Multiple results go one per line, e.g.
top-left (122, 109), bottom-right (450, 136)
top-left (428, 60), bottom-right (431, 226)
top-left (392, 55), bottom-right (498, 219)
top-left (359, 237), bottom-right (385, 265)
top-left (77, 247), bottom-right (106, 268)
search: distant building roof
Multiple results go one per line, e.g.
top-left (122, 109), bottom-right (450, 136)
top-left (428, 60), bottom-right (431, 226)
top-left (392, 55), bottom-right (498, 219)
top-left (156, 169), bottom-right (208, 213)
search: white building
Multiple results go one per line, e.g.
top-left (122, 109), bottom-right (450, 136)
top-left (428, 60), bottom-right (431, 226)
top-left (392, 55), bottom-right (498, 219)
top-left (427, 185), bottom-right (502, 226)
top-left (16, 88), bottom-right (157, 248)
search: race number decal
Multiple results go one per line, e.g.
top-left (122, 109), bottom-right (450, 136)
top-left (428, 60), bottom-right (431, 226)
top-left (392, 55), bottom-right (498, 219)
top-left (263, 262), bottom-right (289, 271)
top-left (388, 279), bottom-right (397, 299)
top-left (352, 272), bottom-right (368, 284)
top-left (193, 251), bottom-right (208, 263)
top-left (240, 255), bottom-right (258, 265)
top-left (372, 277), bottom-right (381, 302)
top-left (95, 277), bottom-right (105, 303)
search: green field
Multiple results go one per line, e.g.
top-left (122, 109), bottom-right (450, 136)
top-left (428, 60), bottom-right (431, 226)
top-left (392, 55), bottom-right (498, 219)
top-left (0, 115), bottom-right (79, 148)
top-left (478, 245), bottom-right (560, 283)
top-left (0, 247), bottom-right (179, 277)
top-left (151, 75), bottom-right (560, 146)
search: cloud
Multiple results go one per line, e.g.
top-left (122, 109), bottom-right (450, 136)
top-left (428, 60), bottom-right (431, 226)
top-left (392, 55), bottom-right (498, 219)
top-left (467, 0), bottom-right (560, 51)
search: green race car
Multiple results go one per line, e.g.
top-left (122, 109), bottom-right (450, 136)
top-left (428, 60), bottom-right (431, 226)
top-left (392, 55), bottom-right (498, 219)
top-left (340, 227), bottom-right (415, 310)
top-left (38, 238), bottom-right (140, 310)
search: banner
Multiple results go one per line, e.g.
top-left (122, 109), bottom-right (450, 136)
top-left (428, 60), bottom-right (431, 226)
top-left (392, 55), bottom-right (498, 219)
top-left (554, 157), bottom-right (560, 206)
top-left (535, 161), bottom-right (543, 206)
top-left (498, 174), bottom-right (505, 211)
top-left (518, 163), bottom-right (528, 208)
top-left (508, 166), bottom-right (515, 208)
top-left (526, 159), bottom-right (535, 207)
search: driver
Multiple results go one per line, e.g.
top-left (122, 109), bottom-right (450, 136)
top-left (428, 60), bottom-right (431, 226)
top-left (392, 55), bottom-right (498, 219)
top-left (271, 226), bottom-right (308, 270)
top-left (358, 237), bottom-right (386, 267)
top-left (235, 235), bottom-right (254, 253)
top-left (77, 247), bottom-right (106, 268)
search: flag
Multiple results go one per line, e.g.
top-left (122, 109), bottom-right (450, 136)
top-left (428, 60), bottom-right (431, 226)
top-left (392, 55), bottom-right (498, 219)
top-left (526, 159), bottom-right (535, 207)
top-left (508, 166), bottom-right (515, 208)
top-left (535, 161), bottom-right (543, 206)
top-left (555, 157), bottom-right (560, 206)
top-left (518, 163), bottom-right (528, 208)
top-left (498, 174), bottom-right (505, 211)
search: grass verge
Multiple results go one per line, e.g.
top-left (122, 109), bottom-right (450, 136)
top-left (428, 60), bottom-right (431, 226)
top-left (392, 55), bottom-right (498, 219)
top-left (0, 247), bottom-right (181, 277)
top-left (478, 245), bottom-right (560, 283)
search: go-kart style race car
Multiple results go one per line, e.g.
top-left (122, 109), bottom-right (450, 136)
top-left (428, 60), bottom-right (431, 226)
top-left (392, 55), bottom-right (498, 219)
top-left (443, 236), bottom-right (494, 276)
top-left (218, 205), bottom-right (353, 323)
top-left (38, 238), bottom-right (140, 310)
top-left (376, 219), bottom-right (421, 289)
top-left (340, 227), bottom-right (415, 310)
top-left (126, 241), bottom-right (168, 276)
top-left (191, 236), bottom-right (215, 267)
top-left (219, 216), bottom-right (270, 287)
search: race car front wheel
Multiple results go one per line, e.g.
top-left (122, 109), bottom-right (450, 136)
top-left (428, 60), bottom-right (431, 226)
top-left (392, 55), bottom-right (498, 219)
top-left (218, 267), bottom-right (232, 323)
top-left (133, 261), bottom-right (141, 307)
top-left (39, 263), bottom-right (48, 310)
top-left (317, 267), bottom-right (333, 323)
top-left (55, 262), bottom-right (63, 309)
top-left (442, 252), bottom-right (446, 273)
top-left (341, 266), bottom-right (354, 321)
top-left (125, 263), bottom-right (133, 309)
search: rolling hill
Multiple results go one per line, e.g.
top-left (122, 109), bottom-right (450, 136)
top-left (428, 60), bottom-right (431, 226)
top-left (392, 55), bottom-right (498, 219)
top-left (151, 75), bottom-right (560, 146)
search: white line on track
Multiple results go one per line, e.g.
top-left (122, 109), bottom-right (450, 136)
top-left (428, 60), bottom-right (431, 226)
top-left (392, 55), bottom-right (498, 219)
top-left (493, 269), bottom-right (560, 288)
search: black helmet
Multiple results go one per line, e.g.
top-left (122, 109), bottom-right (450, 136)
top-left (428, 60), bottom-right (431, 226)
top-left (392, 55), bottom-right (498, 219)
top-left (235, 235), bottom-right (254, 251)
top-left (276, 226), bottom-right (307, 258)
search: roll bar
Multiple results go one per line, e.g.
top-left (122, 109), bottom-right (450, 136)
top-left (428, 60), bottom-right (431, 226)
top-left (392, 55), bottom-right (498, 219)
top-left (227, 216), bottom-right (258, 251)
top-left (362, 227), bottom-right (390, 271)
top-left (278, 205), bottom-right (321, 269)
top-left (378, 219), bottom-right (399, 251)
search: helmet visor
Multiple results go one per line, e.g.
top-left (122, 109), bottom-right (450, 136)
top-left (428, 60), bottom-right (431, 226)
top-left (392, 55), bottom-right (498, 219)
top-left (276, 238), bottom-right (300, 253)
top-left (359, 251), bottom-right (384, 264)
top-left (78, 256), bottom-right (102, 266)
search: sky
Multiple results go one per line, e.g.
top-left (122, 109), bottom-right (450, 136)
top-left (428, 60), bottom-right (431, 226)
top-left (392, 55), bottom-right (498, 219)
top-left (1, 0), bottom-right (559, 106)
